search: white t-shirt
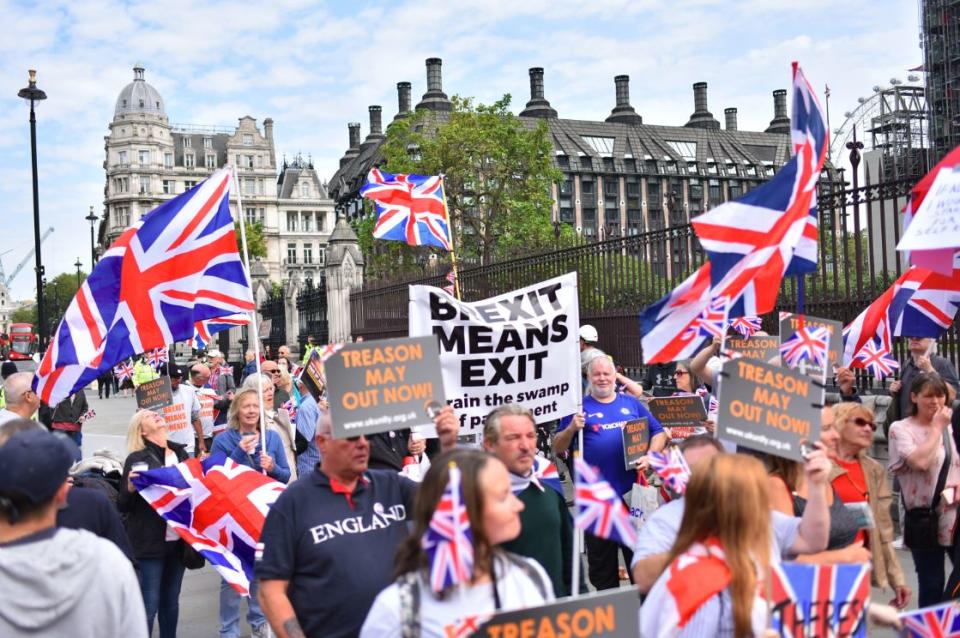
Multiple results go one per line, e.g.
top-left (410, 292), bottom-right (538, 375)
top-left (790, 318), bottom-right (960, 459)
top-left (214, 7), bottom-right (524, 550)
top-left (162, 384), bottom-right (201, 453)
top-left (189, 384), bottom-right (217, 438)
top-left (360, 553), bottom-right (555, 638)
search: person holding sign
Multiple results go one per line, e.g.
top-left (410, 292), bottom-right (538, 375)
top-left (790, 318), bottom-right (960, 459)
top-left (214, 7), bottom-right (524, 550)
top-left (554, 356), bottom-right (666, 590)
top-left (360, 449), bottom-right (554, 638)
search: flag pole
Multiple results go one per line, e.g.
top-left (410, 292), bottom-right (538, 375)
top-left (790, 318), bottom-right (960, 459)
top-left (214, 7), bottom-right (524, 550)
top-left (439, 175), bottom-right (462, 300)
top-left (571, 427), bottom-right (583, 599)
top-left (231, 165), bottom-right (267, 473)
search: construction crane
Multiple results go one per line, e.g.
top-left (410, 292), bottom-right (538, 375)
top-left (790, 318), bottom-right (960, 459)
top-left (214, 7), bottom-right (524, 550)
top-left (0, 226), bottom-right (55, 288)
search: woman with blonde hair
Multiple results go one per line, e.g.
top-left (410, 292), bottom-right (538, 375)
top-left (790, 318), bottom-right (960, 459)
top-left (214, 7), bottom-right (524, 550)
top-left (241, 374), bottom-right (298, 480)
top-left (831, 402), bottom-right (910, 608)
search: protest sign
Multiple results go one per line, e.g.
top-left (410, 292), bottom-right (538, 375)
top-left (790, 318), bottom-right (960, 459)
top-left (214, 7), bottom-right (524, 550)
top-left (409, 272), bottom-right (582, 438)
top-left (136, 377), bottom-right (173, 412)
top-left (779, 313), bottom-right (842, 379)
top-left (898, 167), bottom-right (960, 253)
top-left (258, 318), bottom-right (271, 340)
top-left (324, 336), bottom-right (446, 439)
top-left (725, 335), bottom-right (780, 363)
top-left (716, 358), bottom-right (823, 462)
top-left (648, 396), bottom-right (708, 444)
top-left (770, 562), bottom-right (870, 637)
top-left (621, 418), bottom-right (650, 470)
top-left (475, 587), bottom-right (640, 638)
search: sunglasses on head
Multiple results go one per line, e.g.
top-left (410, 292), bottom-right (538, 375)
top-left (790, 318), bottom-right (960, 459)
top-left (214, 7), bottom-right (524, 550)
top-left (852, 417), bottom-right (877, 432)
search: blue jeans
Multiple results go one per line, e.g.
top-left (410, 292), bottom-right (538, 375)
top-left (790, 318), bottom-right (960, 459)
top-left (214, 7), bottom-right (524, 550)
top-left (220, 577), bottom-right (265, 637)
top-left (911, 546), bottom-right (954, 608)
top-left (138, 541), bottom-right (186, 638)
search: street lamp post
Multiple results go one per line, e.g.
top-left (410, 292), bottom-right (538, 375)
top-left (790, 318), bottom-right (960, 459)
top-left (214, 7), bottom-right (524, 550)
top-left (74, 258), bottom-right (82, 289)
top-left (85, 205), bottom-right (98, 270)
top-left (18, 70), bottom-right (47, 351)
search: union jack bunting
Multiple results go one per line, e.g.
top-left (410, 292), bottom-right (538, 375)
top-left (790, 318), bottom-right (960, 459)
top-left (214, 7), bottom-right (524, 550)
top-left (132, 453), bottom-right (286, 596)
top-left (779, 325), bottom-right (831, 369)
top-left (769, 561), bottom-right (871, 638)
top-left (422, 463), bottom-right (473, 592)
top-left (573, 457), bottom-right (637, 547)
top-left (853, 340), bottom-right (900, 379)
top-left (648, 448), bottom-right (692, 495)
top-left (113, 360), bottom-right (134, 382)
top-left (900, 601), bottom-right (960, 637)
top-left (360, 169), bottom-right (452, 251)
top-left (691, 63), bottom-right (827, 318)
top-left (145, 347), bottom-right (169, 369)
top-left (190, 313), bottom-right (249, 350)
top-left (33, 168), bottom-right (255, 406)
top-left (730, 315), bottom-right (763, 338)
top-left (639, 263), bottom-right (713, 364)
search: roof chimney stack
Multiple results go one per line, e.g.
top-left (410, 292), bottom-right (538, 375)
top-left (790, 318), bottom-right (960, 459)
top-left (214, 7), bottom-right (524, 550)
top-left (341, 122), bottom-right (362, 167)
top-left (724, 107), bottom-right (738, 131)
top-left (361, 106), bottom-right (384, 146)
top-left (519, 67), bottom-right (558, 118)
top-left (395, 82), bottom-right (412, 119)
top-left (765, 89), bottom-right (791, 134)
top-left (416, 57), bottom-right (452, 112)
top-left (605, 75), bottom-right (642, 125)
top-left (685, 82), bottom-right (720, 129)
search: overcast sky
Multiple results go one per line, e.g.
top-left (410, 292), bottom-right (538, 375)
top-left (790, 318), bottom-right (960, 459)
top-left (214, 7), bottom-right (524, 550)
top-left (0, 0), bottom-right (919, 300)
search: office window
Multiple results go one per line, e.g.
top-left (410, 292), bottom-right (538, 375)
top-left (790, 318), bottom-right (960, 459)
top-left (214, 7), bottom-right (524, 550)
top-left (205, 154), bottom-right (216, 169)
top-left (183, 137), bottom-right (192, 148)
top-left (139, 150), bottom-right (149, 166)
top-left (581, 207), bottom-right (596, 223)
top-left (164, 153), bottom-right (173, 168)
top-left (243, 134), bottom-right (254, 146)
top-left (627, 208), bottom-right (642, 235)
top-left (287, 211), bottom-right (298, 232)
top-left (559, 200), bottom-right (574, 223)
top-left (139, 176), bottom-right (150, 194)
top-left (301, 182), bottom-right (310, 197)
top-left (708, 180), bottom-right (722, 202)
top-left (244, 155), bottom-right (254, 169)
top-left (581, 178), bottom-right (595, 195)
top-left (245, 207), bottom-right (257, 225)
top-left (579, 156), bottom-right (592, 170)
top-left (184, 181), bottom-right (197, 190)
top-left (602, 157), bottom-right (615, 172)
top-left (626, 178), bottom-right (640, 198)
top-left (118, 150), bottom-right (128, 166)
top-left (115, 206), bottom-right (130, 226)
top-left (303, 244), bottom-right (313, 264)
top-left (730, 182), bottom-right (743, 199)
top-left (287, 243), bottom-right (297, 263)
top-left (255, 155), bottom-right (263, 168)
top-left (556, 155), bottom-right (569, 169)
top-left (162, 180), bottom-right (175, 194)
top-left (604, 179), bottom-right (619, 198)
top-left (113, 176), bottom-right (129, 193)
top-left (203, 137), bottom-right (212, 149)
top-left (624, 158), bottom-right (637, 173)
top-left (184, 153), bottom-right (195, 168)
top-left (303, 213), bottom-right (313, 233)
top-left (559, 177), bottom-right (573, 196)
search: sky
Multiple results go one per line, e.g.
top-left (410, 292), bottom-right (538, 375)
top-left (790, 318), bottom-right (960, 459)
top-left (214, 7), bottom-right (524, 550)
top-left (0, 0), bottom-right (920, 301)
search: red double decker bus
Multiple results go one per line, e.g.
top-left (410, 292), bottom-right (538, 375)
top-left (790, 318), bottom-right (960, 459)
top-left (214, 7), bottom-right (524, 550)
top-left (7, 323), bottom-right (37, 361)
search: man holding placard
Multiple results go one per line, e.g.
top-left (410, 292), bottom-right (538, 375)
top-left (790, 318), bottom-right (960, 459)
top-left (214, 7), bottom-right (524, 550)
top-left (554, 356), bottom-right (666, 590)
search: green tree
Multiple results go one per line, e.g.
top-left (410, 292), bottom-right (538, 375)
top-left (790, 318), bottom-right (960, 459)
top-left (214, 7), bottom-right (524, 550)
top-left (366, 95), bottom-right (572, 277)
top-left (235, 221), bottom-right (267, 261)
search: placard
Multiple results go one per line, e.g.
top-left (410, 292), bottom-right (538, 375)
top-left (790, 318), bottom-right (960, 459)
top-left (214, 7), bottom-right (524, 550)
top-left (258, 318), bottom-right (272, 340)
top-left (770, 562), bottom-right (870, 637)
top-left (409, 272), bottom-right (582, 438)
top-left (716, 358), bottom-right (823, 462)
top-left (621, 418), bottom-right (650, 470)
top-left (475, 587), bottom-right (640, 638)
top-left (725, 335), bottom-right (780, 362)
top-left (897, 167), bottom-right (960, 252)
top-left (324, 336), bottom-right (446, 439)
top-left (647, 396), bottom-right (707, 428)
top-left (778, 313), bottom-right (842, 380)
top-left (135, 377), bottom-right (173, 412)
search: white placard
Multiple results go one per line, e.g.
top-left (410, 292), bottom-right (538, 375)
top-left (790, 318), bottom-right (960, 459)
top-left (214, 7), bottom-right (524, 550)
top-left (898, 168), bottom-right (960, 251)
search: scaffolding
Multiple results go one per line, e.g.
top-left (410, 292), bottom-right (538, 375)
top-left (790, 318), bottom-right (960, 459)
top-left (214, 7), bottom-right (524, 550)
top-left (922, 0), bottom-right (960, 163)
top-left (867, 85), bottom-right (929, 181)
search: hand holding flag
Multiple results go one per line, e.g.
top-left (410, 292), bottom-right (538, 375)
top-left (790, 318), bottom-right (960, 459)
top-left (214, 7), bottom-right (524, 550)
top-left (779, 325), bottom-right (831, 369)
top-left (422, 462), bottom-right (473, 592)
top-left (648, 448), bottom-right (692, 495)
top-left (573, 457), bottom-right (637, 547)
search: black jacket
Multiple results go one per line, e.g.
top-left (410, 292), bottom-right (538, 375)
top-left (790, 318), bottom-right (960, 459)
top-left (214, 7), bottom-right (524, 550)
top-left (38, 391), bottom-right (89, 427)
top-left (367, 430), bottom-right (410, 472)
top-left (118, 440), bottom-right (188, 559)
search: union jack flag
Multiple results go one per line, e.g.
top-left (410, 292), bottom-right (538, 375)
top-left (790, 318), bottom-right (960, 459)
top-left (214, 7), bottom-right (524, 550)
top-left (648, 448), bottom-right (691, 495)
top-left (132, 453), bottom-right (286, 596)
top-left (422, 463), bottom-right (473, 592)
top-left (708, 395), bottom-right (719, 413)
top-left (780, 325), bottom-right (831, 369)
top-left (78, 409), bottom-right (96, 424)
top-left (360, 169), bottom-right (451, 251)
top-left (33, 168), bottom-right (255, 406)
top-left (900, 601), bottom-right (960, 637)
top-left (145, 347), bottom-right (169, 369)
top-left (530, 456), bottom-right (563, 497)
top-left (730, 315), bottom-right (763, 338)
top-left (443, 270), bottom-right (456, 295)
top-left (573, 457), bottom-right (637, 547)
top-left (219, 364), bottom-right (234, 377)
top-left (640, 263), bottom-right (713, 364)
top-left (113, 361), bottom-right (134, 382)
top-left (692, 63), bottom-right (828, 319)
top-left (281, 399), bottom-right (297, 423)
top-left (695, 297), bottom-right (728, 338)
top-left (853, 340), bottom-right (900, 379)
top-left (190, 313), bottom-right (249, 350)
top-left (769, 561), bottom-right (871, 638)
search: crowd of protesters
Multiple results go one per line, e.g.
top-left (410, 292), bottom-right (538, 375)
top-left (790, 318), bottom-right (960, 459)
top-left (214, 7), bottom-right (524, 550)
top-left (0, 326), bottom-right (958, 638)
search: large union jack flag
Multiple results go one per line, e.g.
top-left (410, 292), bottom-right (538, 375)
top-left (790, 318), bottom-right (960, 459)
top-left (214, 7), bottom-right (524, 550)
top-left (780, 325), bottom-right (831, 369)
top-left (33, 168), bottom-right (255, 406)
top-left (574, 457), bottom-right (637, 547)
top-left (132, 453), bottom-right (286, 596)
top-left (422, 463), bottom-right (474, 592)
top-left (640, 263), bottom-right (714, 364)
top-left (360, 169), bottom-right (452, 251)
top-left (691, 62), bottom-right (828, 319)
top-left (769, 561), bottom-right (870, 638)
top-left (900, 601), bottom-right (960, 637)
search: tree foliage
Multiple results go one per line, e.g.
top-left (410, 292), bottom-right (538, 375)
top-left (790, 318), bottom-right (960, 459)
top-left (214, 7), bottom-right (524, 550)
top-left (235, 221), bottom-right (268, 261)
top-left (358, 95), bottom-right (574, 279)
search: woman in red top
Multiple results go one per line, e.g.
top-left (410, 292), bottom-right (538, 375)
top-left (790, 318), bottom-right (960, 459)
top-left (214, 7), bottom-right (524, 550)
top-left (832, 402), bottom-right (910, 608)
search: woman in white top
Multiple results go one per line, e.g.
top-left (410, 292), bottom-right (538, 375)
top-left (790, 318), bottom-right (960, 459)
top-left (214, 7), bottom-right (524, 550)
top-left (361, 448), bottom-right (555, 638)
top-left (242, 373), bottom-right (297, 480)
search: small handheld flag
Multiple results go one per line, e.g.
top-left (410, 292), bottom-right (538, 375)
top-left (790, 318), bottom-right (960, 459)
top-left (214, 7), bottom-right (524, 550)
top-left (729, 316), bottom-right (762, 338)
top-left (145, 347), bottom-right (169, 370)
top-left (696, 297), bottom-right (728, 339)
top-left (779, 325), bottom-right (831, 369)
top-left (853, 340), bottom-right (900, 379)
top-left (114, 361), bottom-right (134, 382)
top-left (573, 457), bottom-right (637, 547)
top-left (648, 448), bottom-right (692, 495)
top-left (422, 463), bottom-right (473, 592)
top-left (899, 601), bottom-right (960, 637)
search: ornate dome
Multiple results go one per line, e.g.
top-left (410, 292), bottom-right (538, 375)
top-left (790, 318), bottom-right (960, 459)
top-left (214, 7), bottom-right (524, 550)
top-left (114, 65), bottom-right (166, 119)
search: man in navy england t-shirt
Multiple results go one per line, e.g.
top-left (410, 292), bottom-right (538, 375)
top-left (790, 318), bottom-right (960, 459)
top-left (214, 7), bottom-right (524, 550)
top-left (257, 406), bottom-right (460, 638)
top-left (554, 355), bottom-right (666, 590)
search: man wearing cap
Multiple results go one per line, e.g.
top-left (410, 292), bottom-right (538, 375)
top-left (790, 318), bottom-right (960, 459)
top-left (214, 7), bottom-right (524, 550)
top-left (159, 363), bottom-right (205, 457)
top-left (0, 360), bottom-right (17, 409)
top-left (206, 349), bottom-right (236, 435)
top-left (0, 429), bottom-right (147, 637)
top-left (0, 372), bottom-right (41, 427)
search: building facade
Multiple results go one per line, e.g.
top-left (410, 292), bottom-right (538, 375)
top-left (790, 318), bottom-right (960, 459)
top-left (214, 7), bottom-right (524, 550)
top-left (922, 0), bottom-right (960, 163)
top-left (102, 66), bottom-right (334, 286)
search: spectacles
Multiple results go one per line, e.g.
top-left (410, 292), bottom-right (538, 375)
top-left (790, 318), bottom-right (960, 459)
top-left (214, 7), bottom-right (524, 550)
top-left (852, 417), bottom-right (877, 432)
top-left (264, 369), bottom-right (280, 375)
top-left (674, 370), bottom-right (689, 377)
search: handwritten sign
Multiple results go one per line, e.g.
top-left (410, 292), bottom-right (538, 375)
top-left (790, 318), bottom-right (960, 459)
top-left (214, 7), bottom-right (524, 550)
top-left (135, 377), bottom-right (173, 412)
top-left (778, 313), bottom-right (842, 380)
top-left (475, 587), bottom-right (640, 638)
top-left (621, 418), bottom-right (651, 470)
top-left (716, 358), bottom-right (823, 462)
top-left (898, 168), bottom-right (960, 251)
top-left (770, 562), bottom-right (870, 637)
top-left (324, 336), bottom-right (446, 439)
top-left (725, 335), bottom-right (780, 363)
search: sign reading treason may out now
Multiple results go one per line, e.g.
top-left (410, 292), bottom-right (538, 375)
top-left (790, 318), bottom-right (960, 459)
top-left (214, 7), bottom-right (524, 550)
top-left (324, 336), bottom-right (447, 439)
top-left (716, 358), bottom-right (824, 462)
